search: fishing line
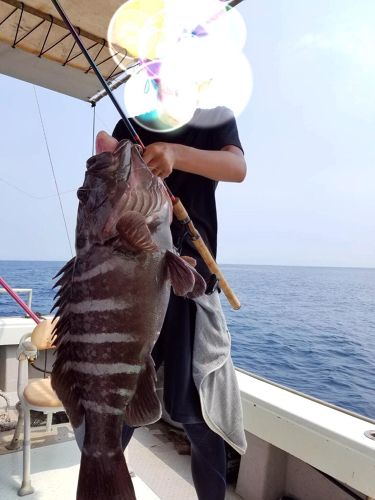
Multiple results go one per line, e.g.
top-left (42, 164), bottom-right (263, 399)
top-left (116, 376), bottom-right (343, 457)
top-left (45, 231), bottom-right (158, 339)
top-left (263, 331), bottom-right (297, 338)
top-left (33, 86), bottom-right (74, 258)
top-left (0, 177), bottom-right (75, 200)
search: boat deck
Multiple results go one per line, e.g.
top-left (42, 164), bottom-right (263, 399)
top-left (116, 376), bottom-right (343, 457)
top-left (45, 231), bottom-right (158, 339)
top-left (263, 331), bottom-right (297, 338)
top-left (2, 317), bottom-right (375, 500)
top-left (0, 400), bottom-right (242, 499)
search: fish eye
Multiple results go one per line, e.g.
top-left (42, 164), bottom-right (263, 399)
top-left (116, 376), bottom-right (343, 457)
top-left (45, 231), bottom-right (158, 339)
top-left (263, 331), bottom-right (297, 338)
top-left (77, 188), bottom-right (89, 204)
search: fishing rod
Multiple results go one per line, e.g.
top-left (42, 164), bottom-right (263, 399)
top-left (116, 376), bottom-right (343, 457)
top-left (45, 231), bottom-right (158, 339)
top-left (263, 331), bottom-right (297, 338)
top-left (50, 0), bottom-right (241, 310)
top-left (0, 277), bottom-right (55, 376)
top-left (0, 277), bottom-right (40, 323)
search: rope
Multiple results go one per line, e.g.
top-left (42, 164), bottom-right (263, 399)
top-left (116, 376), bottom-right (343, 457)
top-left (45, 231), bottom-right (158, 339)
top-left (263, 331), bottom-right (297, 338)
top-left (0, 390), bottom-right (10, 409)
top-left (29, 359), bottom-right (51, 376)
top-left (43, 347), bottom-right (48, 378)
top-left (33, 86), bottom-right (74, 258)
top-left (0, 391), bottom-right (15, 431)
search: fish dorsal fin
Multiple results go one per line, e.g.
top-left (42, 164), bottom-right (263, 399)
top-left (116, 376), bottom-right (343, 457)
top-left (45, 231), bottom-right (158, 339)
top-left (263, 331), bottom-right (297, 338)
top-left (53, 256), bottom-right (75, 280)
top-left (116, 211), bottom-right (158, 252)
top-left (51, 257), bottom-right (75, 321)
top-left (50, 257), bottom-right (84, 428)
top-left (165, 250), bottom-right (206, 298)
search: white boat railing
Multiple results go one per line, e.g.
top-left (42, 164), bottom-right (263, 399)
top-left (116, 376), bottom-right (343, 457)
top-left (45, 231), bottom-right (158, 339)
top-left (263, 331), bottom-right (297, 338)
top-left (236, 369), bottom-right (375, 498)
top-left (0, 288), bottom-right (33, 311)
top-left (236, 367), bottom-right (375, 425)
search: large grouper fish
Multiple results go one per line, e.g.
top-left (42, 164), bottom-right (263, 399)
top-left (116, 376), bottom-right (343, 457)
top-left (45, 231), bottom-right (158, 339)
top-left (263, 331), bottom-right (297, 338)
top-left (51, 131), bottom-right (206, 500)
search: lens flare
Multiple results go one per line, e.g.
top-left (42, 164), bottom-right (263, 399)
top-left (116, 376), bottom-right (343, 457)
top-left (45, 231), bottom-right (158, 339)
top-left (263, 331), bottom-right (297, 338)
top-left (205, 3), bottom-right (247, 53)
top-left (152, 34), bottom-right (253, 128)
top-left (109, 0), bottom-right (253, 131)
top-left (108, 0), bottom-right (177, 64)
top-left (123, 60), bottom-right (197, 132)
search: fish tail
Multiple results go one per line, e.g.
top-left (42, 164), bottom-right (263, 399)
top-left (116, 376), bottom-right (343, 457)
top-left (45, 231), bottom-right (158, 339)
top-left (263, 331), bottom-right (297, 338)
top-left (77, 412), bottom-right (136, 500)
top-left (77, 448), bottom-right (135, 500)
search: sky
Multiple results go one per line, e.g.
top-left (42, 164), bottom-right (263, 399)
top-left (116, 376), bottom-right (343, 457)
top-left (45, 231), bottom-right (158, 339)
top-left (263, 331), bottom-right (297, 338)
top-left (0, 0), bottom-right (374, 267)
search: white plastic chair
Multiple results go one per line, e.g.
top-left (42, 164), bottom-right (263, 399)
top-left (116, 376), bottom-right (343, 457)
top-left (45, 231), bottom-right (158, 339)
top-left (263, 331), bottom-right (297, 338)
top-left (15, 318), bottom-right (64, 496)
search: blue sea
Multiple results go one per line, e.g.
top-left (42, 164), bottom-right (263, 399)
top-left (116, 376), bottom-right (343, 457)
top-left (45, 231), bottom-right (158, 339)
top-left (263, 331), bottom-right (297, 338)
top-left (1, 260), bottom-right (374, 420)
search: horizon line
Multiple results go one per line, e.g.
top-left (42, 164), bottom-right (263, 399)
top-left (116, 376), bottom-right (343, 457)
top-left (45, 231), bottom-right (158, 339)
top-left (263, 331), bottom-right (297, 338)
top-left (0, 259), bottom-right (374, 271)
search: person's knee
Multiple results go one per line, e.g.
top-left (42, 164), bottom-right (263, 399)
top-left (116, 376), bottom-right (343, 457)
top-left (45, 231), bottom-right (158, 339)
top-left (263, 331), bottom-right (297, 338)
top-left (121, 424), bottom-right (135, 450)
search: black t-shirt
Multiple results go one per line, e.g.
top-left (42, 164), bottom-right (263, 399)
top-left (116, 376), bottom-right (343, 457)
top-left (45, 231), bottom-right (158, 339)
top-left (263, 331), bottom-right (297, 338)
top-left (112, 106), bottom-right (243, 280)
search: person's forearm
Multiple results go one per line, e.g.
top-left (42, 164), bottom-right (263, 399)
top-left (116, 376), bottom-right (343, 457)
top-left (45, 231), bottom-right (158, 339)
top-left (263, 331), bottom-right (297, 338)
top-left (172, 144), bottom-right (247, 182)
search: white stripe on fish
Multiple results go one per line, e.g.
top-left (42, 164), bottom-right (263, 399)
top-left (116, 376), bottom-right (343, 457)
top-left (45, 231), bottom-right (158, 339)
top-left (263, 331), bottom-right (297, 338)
top-left (69, 299), bottom-right (130, 313)
top-left (69, 333), bottom-right (137, 344)
top-left (65, 361), bottom-right (141, 375)
top-left (112, 388), bottom-right (134, 397)
top-left (73, 259), bottom-right (120, 282)
top-left (81, 400), bottom-right (123, 415)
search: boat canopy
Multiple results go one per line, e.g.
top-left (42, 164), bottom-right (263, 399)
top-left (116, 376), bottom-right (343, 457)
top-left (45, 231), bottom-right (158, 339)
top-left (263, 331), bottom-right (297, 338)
top-left (0, 0), bottom-right (137, 101)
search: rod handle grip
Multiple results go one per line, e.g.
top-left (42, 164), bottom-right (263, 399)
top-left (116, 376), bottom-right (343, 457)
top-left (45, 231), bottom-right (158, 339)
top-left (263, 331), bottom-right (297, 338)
top-left (172, 198), bottom-right (241, 310)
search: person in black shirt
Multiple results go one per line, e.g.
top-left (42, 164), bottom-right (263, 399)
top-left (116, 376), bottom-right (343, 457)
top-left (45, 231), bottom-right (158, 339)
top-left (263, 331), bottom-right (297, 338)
top-left (112, 105), bottom-right (246, 500)
top-left (112, 106), bottom-right (245, 280)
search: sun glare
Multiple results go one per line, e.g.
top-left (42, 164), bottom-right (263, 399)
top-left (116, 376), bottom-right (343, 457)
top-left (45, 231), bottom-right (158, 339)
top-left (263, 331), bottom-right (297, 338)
top-left (108, 0), bottom-right (252, 132)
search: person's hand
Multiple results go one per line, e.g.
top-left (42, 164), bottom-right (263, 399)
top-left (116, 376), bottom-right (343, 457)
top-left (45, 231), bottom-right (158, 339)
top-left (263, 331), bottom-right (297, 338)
top-left (142, 142), bottom-right (177, 179)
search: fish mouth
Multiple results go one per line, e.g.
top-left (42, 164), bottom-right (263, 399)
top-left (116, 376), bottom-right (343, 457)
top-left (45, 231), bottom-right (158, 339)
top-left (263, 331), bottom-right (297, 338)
top-left (113, 140), bottom-right (133, 183)
top-left (86, 140), bottom-right (132, 183)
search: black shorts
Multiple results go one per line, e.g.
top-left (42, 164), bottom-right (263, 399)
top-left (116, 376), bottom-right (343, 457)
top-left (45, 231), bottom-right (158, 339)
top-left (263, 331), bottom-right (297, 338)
top-left (152, 292), bottom-right (204, 424)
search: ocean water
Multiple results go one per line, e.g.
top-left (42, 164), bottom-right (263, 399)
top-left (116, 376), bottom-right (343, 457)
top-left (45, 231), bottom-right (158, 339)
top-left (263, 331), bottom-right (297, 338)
top-left (1, 260), bottom-right (374, 420)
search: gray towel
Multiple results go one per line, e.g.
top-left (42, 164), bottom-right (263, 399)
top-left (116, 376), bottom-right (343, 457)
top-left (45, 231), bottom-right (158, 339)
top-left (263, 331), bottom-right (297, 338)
top-left (192, 291), bottom-right (247, 455)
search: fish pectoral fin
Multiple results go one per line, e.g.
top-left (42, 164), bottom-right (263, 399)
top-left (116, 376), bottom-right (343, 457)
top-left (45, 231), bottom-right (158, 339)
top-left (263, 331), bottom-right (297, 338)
top-left (116, 211), bottom-right (158, 252)
top-left (180, 255), bottom-right (197, 267)
top-left (166, 250), bottom-right (207, 298)
top-left (123, 356), bottom-right (161, 427)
